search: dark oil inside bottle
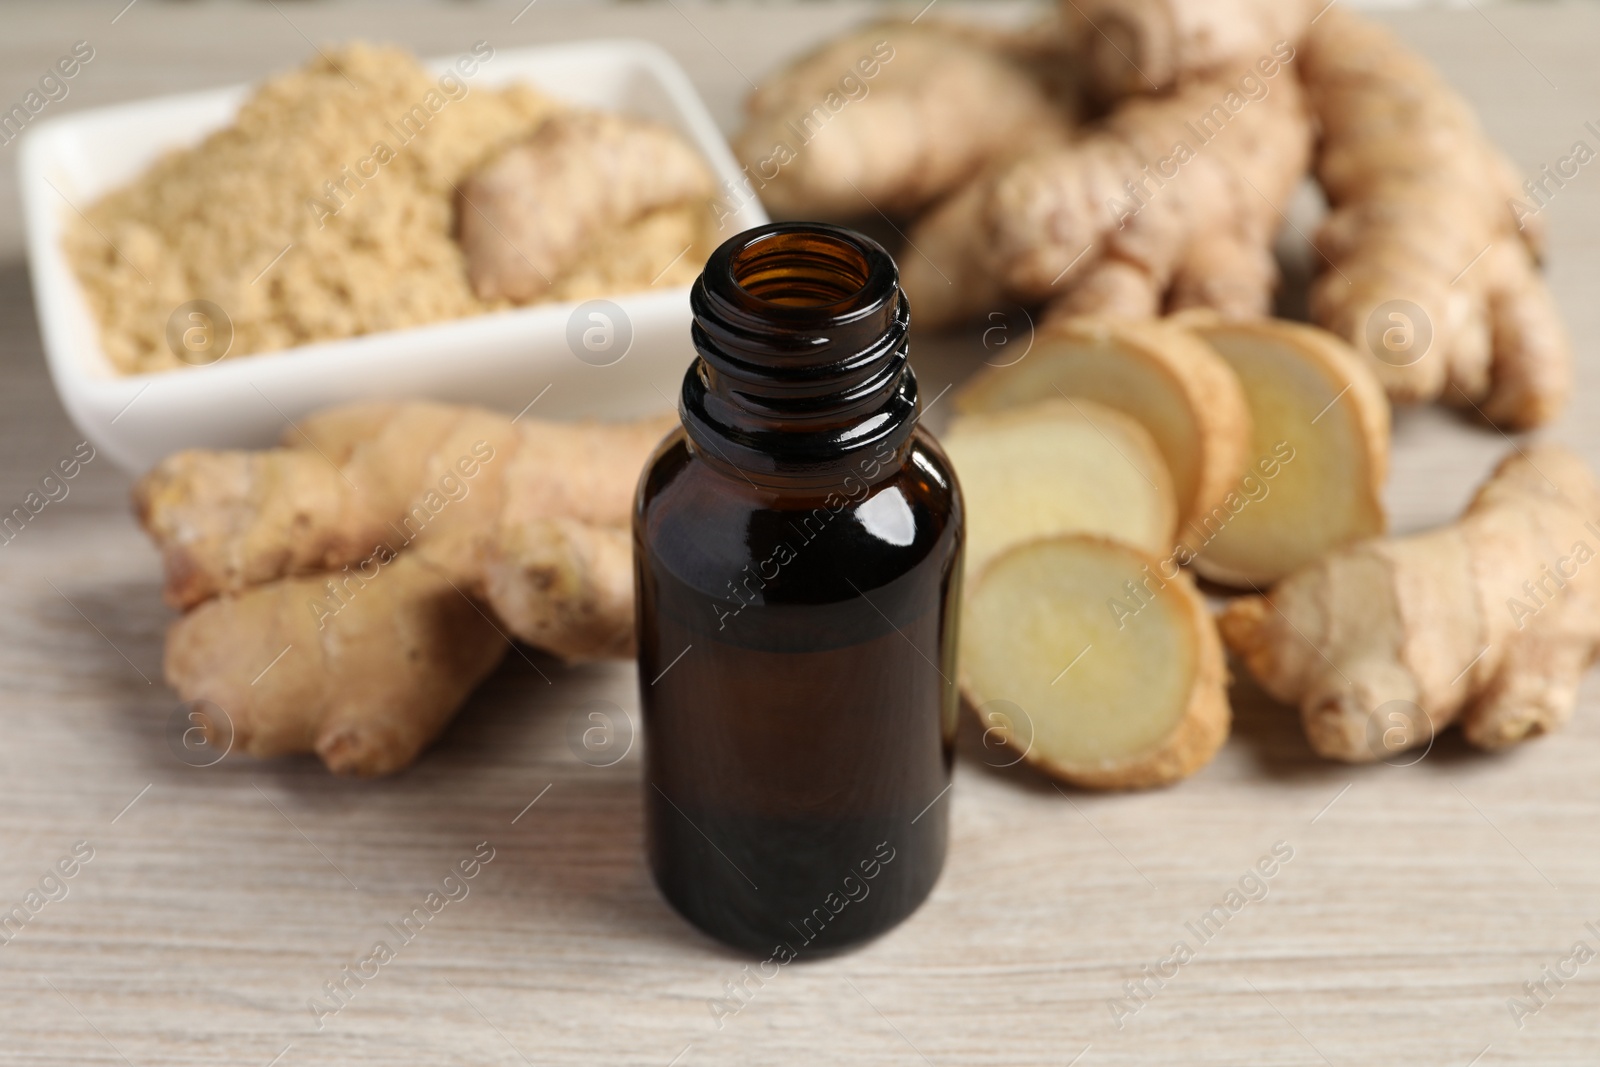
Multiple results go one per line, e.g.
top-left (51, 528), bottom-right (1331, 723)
top-left (634, 223), bottom-right (963, 957)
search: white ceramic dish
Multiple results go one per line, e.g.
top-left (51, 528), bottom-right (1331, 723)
top-left (18, 40), bottom-right (766, 473)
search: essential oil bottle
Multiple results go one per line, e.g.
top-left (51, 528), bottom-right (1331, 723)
top-left (633, 222), bottom-right (963, 956)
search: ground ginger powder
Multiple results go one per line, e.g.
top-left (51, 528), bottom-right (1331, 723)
top-left (65, 43), bottom-right (707, 375)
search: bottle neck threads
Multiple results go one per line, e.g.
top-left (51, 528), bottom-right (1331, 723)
top-left (682, 223), bottom-right (918, 484)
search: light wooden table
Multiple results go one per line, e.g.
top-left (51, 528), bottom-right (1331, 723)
top-left (4, 2), bottom-right (1600, 1064)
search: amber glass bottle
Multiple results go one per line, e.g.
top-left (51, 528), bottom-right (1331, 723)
top-left (634, 222), bottom-right (963, 957)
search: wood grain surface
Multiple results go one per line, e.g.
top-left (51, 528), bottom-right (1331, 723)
top-left (3, 3), bottom-right (1600, 1065)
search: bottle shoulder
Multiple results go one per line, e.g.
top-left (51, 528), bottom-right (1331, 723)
top-left (636, 427), bottom-right (962, 604)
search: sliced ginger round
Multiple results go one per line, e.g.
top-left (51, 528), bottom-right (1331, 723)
top-left (955, 315), bottom-right (1250, 549)
top-left (943, 397), bottom-right (1177, 578)
top-left (961, 535), bottom-right (1230, 789)
top-left (1185, 318), bottom-right (1390, 587)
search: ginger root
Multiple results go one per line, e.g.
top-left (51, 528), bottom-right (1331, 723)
top-left (1299, 7), bottom-right (1570, 429)
top-left (962, 535), bottom-right (1230, 789)
top-left (1062, 0), bottom-right (1319, 99)
top-left (136, 402), bottom-right (515, 610)
top-left (901, 54), bottom-right (1310, 328)
top-left (137, 401), bottom-right (672, 775)
top-left (1220, 444), bottom-right (1600, 761)
top-left (755, 7), bottom-right (1573, 430)
top-left (943, 397), bottom-right (1177, 578)
top-left (167, 553), bottom-right (507, 777)
top-left (479, 518), bottom-right (636, 663)
top-left (735, 21), bottom-right (1073, 219)
top-left (955, 316), bottom-right (1250, 551)
top-left (459, 112), bottom-right (716, 303)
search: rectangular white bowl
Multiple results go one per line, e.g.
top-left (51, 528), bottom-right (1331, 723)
top-left (18, 40), bottom-right (766, 473)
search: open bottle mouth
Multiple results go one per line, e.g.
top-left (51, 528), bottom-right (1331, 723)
top-left (697, 222), bottom-right (901, 342)
top-left (728, 227), bottom-right (875, 310)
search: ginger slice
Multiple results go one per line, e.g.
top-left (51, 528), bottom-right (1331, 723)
top-left (1184, 318), bottom-right (1389, 587)
top-left (942, 397), bottom-right (1177, 578)
top-left (961, 535), bottom-right (1230, 789)
top-left (955, 316), bottom-right (1249, 550)
top-left (1220, 444), bottom-right (1600, 762)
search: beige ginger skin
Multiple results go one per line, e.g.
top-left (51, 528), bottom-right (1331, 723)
top-left (1298, 7), bottom-right (1570, 429)
top-left (900, 51), bottom-right (1310, 329)
top-left (136, 401), bottom-right (670, 776)
top-left (1222, 445), bottom-right (1600, 760)
top-left (735, 21), bottom-right (1073, 219)
top-left (1060, 0), bottom-right (1321, 98)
